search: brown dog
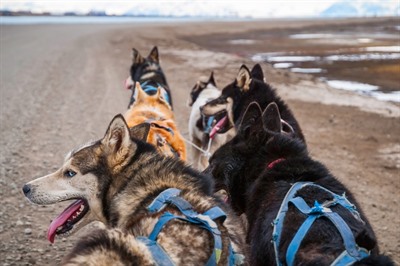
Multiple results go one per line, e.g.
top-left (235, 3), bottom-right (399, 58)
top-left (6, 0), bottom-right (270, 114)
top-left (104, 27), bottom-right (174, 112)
top-left (124, 83), bottom-right (186, 160)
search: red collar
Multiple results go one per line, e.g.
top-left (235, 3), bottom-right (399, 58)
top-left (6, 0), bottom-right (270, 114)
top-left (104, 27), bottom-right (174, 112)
top-left (267, 158), bottom-right (285, 169)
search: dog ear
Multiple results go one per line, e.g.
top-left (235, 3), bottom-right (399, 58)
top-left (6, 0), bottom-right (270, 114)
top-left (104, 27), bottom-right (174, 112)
top-left (135, 83), bottom-right (147, 103)
top-left (155, 87), bottom-right (171, 108)
top-left (148, 46), bottom-right (159, 63)
top-left (132, 48), bottom-right (144, 64)
top-left (237, 102), bottom-right (262, 138)
top-left (103, 114), bottom-right (132, 156)
top-left (250, 64), bottom-right (264, 81)
top-left (235, 65), bottom-right (252, 91)
top-left (262, 102), bottom-right (282, 133)
top-left (208, 71), bottom-right (216, 86)
top-left (130, 123), bottom-right (150, 142)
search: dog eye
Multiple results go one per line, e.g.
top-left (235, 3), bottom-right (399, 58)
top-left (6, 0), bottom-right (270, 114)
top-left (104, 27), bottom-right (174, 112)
top-left (64, 170), bottom-right (76, 178)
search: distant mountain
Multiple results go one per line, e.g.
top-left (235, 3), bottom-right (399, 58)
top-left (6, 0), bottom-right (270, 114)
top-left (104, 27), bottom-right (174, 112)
top-left (123, 1), bottom-right (238, 17)
top-left (321, 1), bottom-right (399, 17)
top-left (0, 0), bottom-right (398, 18)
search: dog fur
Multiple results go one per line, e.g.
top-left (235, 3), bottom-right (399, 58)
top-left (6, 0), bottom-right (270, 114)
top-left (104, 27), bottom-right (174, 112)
top-left (125, 46), bottom-right (173, 109)
top-left (124, 82), bottom-right (186, 160)
top-left (188, 72), bottom-right (235, 170)
top-left (204, 102), bottom-right (393, 265)
top-left (200, 64), bottom-right (305, 143)
top-left (23, 115), bottom-right (246, 265)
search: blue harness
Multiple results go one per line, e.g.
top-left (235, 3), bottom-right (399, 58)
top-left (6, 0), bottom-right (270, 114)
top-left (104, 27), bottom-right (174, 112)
top-left (272, 182), bottom-right (370, 266)
top-left (203, 116), bottom-right (215, 134)
top-left (141, 80), bottom-right (171, 106)
top-left (137, 188), bottom-right (244, 265)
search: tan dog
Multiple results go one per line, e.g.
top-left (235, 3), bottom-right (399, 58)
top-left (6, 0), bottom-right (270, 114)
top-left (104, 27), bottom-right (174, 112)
top-left (124, 83), bottom-right (186, 160)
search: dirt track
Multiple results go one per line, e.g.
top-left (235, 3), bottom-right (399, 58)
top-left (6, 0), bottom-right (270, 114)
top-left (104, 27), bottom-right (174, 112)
top-left (0, 19), bottom-right (399, 265)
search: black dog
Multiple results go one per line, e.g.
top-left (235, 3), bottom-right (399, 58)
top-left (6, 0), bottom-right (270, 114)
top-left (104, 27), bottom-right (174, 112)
top-left (201, 64), bottom-right (305, 143)
top-left (204, 102), bottom-right (393, 265)
top-left (125, 46), bottom-right (173, 109)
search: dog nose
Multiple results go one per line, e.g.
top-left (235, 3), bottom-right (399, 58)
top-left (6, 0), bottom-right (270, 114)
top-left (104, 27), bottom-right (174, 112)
top-left (22, 184), bottom-right (31, 195)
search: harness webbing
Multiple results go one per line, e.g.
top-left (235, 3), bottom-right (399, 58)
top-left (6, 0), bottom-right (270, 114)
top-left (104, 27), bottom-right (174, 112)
top-left (141, 80), bottom-right (171, 105)
top-left (272, 182), bottom-right (370, 266)
top-left (136, 236), bottom-right (175, 266)
top-left (138, 188), bottom-right (241, 265)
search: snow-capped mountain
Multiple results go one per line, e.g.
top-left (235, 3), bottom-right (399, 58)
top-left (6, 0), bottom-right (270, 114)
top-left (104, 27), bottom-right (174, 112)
top-left (321, 0), bottom-right (399, 17)
top-left (1, 0), bottom-right (399, 18)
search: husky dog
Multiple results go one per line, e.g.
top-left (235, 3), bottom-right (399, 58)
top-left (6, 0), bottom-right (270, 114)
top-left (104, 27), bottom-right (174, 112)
top-left (204, 102), bottom-right (393, 265)
top-left (22, 116), bottom-right (246, 265)
top-left (125, 46), bottom-right (173, 109)
top-left (124, 82), bottom-right (186, 160)
top-left (200, 64), bottom-right (305, 143)
top-left (188, 72), bottom-right (235, 170)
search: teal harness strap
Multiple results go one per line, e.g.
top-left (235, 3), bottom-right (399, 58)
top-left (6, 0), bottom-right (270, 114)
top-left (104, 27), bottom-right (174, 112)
top-left (142, 188), bottom-right (241, 265)
top-left (286, 197), bottom-right (369, 266)
top-left (272, 182), bottom-right (369, 266)
top-left (272, 182), bottom-right (310, 266)
top-left (141, 80), bottom-right (171, 105)
top-left (203, 116), bottom-right (215, 134)
top-left (136, 237), bottom-right (175, 266)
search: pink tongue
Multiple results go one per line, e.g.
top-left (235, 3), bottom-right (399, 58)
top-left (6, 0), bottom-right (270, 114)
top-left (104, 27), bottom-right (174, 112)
top-left (47, 199), bottom-right (84, 243)
top-left (125, 76), bottom-right (133, 90)
top-left (210, 115), bottom-right (228, 139)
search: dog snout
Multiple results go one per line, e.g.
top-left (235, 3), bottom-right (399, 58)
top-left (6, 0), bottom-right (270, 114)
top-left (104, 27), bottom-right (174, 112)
top-left (22, 184), bottom-right (31, 196)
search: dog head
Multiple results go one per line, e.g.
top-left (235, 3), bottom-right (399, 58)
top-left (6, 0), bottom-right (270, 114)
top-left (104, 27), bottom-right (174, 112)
top-left (22, 116), bottom-right (152, 243)
top-left (125, 46), bottom-right (166, 90)
top-left (188, 71), bottom-right (217, 107)
top-left (200, 64), bottom-right (263, 134)
top-left (124, 83), bottom-right (186, 159)
top-left (204, 101), bottom-right (297, 214)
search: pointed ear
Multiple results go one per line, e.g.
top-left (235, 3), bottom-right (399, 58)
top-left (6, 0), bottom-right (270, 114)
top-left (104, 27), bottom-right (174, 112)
top-left (208, 71), bottom-right (216, 86)
top-left (236, 65), bottom-right (252, 91)
top-left (237, 102), bottom-right (262, 138)
top-left (135, 82), bottom-right (147, 103)
top-left (250, 64), bottom-right (264, 81)
top-left (148, 46), bottom-right (159, 63)
top-left (155, 87), bottom-right (162, 99)
top-left (102, 114), bottom-right (132, 154)
top-left (262, 102), bottom-right (282, 133)
top-left (130, 123), bottom-right (150, 142)
top-left (132, 48), bottom-right (144, 64)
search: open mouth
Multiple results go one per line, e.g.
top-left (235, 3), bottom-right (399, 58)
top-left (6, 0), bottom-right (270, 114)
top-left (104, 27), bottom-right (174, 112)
top-left (47, 199), bottom-right (89, 243)
top-left (209, 111), bottom-right (231, 138)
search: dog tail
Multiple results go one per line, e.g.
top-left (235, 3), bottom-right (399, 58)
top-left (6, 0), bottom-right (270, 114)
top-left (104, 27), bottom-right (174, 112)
top-left (353, 254), bottom-right (395, 266)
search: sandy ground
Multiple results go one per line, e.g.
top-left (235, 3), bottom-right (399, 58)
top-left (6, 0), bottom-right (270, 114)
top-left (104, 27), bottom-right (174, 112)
top-left (0, 18), bottom-right (399, 265)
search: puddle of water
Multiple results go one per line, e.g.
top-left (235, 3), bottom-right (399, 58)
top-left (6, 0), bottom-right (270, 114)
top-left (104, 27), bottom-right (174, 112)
top-left (325, 80), bottom-right (399, 102)
top-left (324, 53), bottom-right (400, 61)
top-left (326, 80), bottom-right (379, 92)
top-left (228, 39), bottom-right (256, 45)
top-left (358, 38), bottom-right (373, 43)
top-left (290, 33), bottom-right (335, 39)
top-left (273, 62), bottom-right (294, 69)
top-left (253, 52), bottom-right (400, 63)
top-left (291, 68), bottom-right (324, 73)
top-left (290, 33), bottom-right (399, 40)
top-left (253, 55), bottom-right (320, 62)
top-left (368, 91), bottom-right (400, 103)
top-left (363, 46), bottom-right (400, 52)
